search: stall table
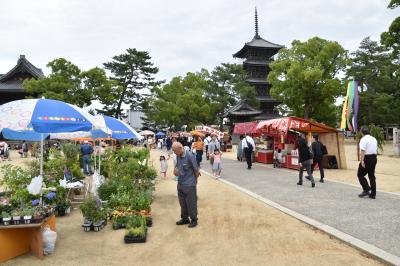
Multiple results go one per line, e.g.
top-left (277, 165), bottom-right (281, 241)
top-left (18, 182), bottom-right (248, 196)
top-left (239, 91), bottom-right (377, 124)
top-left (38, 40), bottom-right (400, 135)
top-left (256, 150), bottom-right (273, 164)
top-left (0, 214), bottom-right (56, 263)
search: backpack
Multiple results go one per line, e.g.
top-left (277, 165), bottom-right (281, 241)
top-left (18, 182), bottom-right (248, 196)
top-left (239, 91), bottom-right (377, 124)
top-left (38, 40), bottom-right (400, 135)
top-left (308, 146), bottom-right (314, 159)
top-left (321, 144), bottom-right (328, 155)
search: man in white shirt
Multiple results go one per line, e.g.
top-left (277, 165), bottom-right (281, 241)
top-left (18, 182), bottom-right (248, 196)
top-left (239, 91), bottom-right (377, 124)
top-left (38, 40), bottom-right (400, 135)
top-left (204, 135), bottom-right (211, 160)
top-left (357, 127), bottom-right (378, 199)
top-left (241, 134), bottom-right (255, 169)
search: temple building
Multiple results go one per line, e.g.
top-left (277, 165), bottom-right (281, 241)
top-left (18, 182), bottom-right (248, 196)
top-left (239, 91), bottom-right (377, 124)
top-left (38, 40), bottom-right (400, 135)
top-left (0, 55), bottom-right (43, 105)
top-left (226, 8), bottom-right (284, 124)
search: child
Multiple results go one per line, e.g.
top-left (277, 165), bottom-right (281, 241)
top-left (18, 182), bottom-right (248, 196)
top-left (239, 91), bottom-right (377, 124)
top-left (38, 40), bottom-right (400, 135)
top-left (274, 149), bottom-right (283, 168)
top-left (160, 155), bottom-right (168, 179)
top-left (212, 149), bottom-right (222, 179)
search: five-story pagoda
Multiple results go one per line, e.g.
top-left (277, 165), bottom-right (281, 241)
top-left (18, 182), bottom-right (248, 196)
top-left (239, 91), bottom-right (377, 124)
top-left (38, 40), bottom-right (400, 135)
top-left (233, 8), bottom-right (284, 120)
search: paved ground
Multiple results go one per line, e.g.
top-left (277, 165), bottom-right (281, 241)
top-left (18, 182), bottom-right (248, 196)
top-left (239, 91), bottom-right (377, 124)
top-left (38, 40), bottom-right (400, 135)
top-left (201, 157), bottom-right (400, 258)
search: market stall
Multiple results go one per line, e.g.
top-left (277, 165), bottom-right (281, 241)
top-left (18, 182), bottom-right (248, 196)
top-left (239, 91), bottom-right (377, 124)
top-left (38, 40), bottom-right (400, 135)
top-left (255, 117), bottom-right (347, 169)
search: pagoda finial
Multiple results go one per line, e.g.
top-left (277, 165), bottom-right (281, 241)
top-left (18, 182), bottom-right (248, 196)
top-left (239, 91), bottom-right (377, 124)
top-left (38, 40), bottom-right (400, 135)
top-left (255, 7), bottom-right (260, 38)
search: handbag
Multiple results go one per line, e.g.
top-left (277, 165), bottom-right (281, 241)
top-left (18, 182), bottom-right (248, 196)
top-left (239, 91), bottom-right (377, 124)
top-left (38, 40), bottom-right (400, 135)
top-left (245, 137), bottom-right (253, 152)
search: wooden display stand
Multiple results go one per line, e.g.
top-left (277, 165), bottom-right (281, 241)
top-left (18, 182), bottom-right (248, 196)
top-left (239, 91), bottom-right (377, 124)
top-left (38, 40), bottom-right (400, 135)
top-left (0, 215), bottom-right (56, 263)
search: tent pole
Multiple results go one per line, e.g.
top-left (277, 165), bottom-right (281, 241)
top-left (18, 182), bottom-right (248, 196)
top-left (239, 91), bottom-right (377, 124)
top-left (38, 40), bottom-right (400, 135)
top-left (40, 133), bottom-right (44, 176)
top-left (336, 132), bottom-right (342, 168)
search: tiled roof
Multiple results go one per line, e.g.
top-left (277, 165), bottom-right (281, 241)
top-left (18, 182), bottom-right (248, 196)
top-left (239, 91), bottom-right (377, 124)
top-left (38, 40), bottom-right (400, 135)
top-left (0, 55), bottom-right (44, 83)
top-left (0, 80), bottom-right (24, 92)
top-left (233, 36), bottom-right (284, 58)
top-left (223, 100), bottom-right (262, 117)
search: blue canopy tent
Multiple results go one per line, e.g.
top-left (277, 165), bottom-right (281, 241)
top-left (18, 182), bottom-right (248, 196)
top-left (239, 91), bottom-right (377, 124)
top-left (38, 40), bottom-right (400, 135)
top-left (155, 131), bottom-right (166, 137)
top-left (2, 128), bottom-right (49, 141)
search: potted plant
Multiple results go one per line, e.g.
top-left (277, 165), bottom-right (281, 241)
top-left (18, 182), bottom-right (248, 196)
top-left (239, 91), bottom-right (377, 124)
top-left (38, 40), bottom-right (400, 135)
top-left (1, 211), bottom-right (11, 226)
top-left (22, 207), bottom-right (34, 224)
top-left (112, 211), bottom-right (127, 230)
top-left (92, 208), bottom-right (107, 232)
top-left (11, 209), bottom-right (22, 225)
top-left (33, 206), bottom-right (45, 223)
top-left (56, 199), bottom-right (71, 217)
top-left (124, 226), bottom-right (146, 243)
top-left (80, 196), bottom-right (106, 232)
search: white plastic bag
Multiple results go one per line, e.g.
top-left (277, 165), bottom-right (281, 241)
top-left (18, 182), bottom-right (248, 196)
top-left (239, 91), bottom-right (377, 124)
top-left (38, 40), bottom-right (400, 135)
top-left (42, 226), bottom-right (57, 255)
top-left (27, 175), bottom-right (43, 195)
top-left (90, 171), bottom-right (105, 195)
top-left (59, 178), bottom-right (67, 188)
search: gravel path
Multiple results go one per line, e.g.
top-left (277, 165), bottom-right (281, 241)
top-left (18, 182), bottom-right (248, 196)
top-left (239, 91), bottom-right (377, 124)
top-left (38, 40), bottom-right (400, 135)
top-left (201, 157), bottom-right (400, 257)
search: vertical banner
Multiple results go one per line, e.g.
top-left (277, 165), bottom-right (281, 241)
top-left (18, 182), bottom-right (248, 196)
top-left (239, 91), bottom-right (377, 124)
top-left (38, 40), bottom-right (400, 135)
top-left (340, 80), bottom-right (358, 132)
top-left (353, 81), bottom-right (359, 132)
top-left (340, 83), bottom-right (350, 130)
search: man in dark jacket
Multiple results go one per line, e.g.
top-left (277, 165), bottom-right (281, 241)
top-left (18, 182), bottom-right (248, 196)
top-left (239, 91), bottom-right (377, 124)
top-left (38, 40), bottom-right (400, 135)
top-left (311, 135), bottom-right (325, 183)
top-left (297, 134), bottom-right (315, 188)
top-left (80, 141), bottom-right (94, 175)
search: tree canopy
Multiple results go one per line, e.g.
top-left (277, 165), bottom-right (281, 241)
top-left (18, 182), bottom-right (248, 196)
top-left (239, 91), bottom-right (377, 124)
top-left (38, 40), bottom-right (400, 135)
top-left (381, 0), bottom-right (400, 56)
top-left (103, 48), bottom-right (161, 118)
top-left (142, 63), bottom-right (258, 130)
top-left (23, 58), bottom-right (94, 107)
top-left (143, 72), bottom-right (217, 130)
top-left (347, 37), bottom-right (400, 126)
top-left (267, 37), bottom-right (347, 126)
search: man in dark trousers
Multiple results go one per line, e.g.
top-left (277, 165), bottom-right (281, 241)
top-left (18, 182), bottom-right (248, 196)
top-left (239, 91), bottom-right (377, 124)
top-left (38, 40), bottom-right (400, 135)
top-left (241, 134), bottom-right (255, 169)
top-left (173, 141), bottom-right (200, 228)
top-left (80, 141), bottom-right (94, 175)
top-left (311, 135), bottom-right (325, 183)
top-left (297, 134), bottom-right (315, 188)
top-left (357, 127), bottom-right (378, 199)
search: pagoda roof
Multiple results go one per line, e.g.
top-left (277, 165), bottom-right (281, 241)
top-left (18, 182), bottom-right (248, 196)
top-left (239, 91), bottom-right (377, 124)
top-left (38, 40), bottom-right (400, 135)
top-left (233, 36), bottom-right (284, 58)
top-left (246, 77), bottom-right (268, 84)
top-left (243, 59), bottom-right (268, 66)
top-left (0, 55), bottom-right (44, 83)
top-left (257, 96), bottom-right (280, 103)
top-left (254, 112), bottom-right (281, 120)
top-left (223, 100), bottom-right (262, 117)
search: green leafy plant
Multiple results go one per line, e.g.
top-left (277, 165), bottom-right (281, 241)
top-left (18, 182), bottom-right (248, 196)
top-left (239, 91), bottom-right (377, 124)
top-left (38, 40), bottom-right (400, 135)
top-left (61, 143), bottom-right (80, 168)
top-left (0, 165), bottom-right (32, 193)
top-left (369, 124), bottom-right (385, 153)
top-left (125, 226), bottom-right (145, 238)
top-left (22, 207), bottom-right (34, 217)
top-left (1, 211), bottom-right (11, 219)
top-left (358, 124), bottom-right (385, 154)
top-left (11, 209), bottom-right (22, 217)
top-left (126, 215), bottom-right (144, 228)
top-left (80, 196), bottom-right (106, 222)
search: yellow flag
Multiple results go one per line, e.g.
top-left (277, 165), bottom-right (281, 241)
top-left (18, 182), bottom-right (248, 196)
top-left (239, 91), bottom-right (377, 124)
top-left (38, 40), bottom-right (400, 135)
top-left (340, 83), bottom-right (350, 130)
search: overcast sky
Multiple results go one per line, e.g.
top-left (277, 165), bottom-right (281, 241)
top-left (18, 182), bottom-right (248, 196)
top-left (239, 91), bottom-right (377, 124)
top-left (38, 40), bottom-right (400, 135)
top-left (0, 0), bottom-right (398, 82)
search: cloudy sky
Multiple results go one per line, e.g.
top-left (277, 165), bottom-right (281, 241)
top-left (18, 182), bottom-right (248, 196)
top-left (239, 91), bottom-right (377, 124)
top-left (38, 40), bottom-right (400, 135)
top-left (0, 0), bottom-right (397, 82)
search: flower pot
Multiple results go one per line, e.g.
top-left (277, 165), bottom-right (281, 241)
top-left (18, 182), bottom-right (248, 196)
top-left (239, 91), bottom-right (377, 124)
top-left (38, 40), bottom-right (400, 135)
top-left (93, 221), bottom-right (103, 232)
top-left (56, 208), bottom-right (66, 217)
top-left (66, 206), bottom-right (71, 214)
top-left (146, 217), bottom-right (153, 227)
top-left (82, 222), bottom-right (93, 232)
top-left (2, 217), bottom-right (11, 226)
top-left (124, 235), bottom-right (147, 244)
top-left (12, 216), bottom-right (21, 225)
top-left (23, 215), bottom-right (32, 224)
